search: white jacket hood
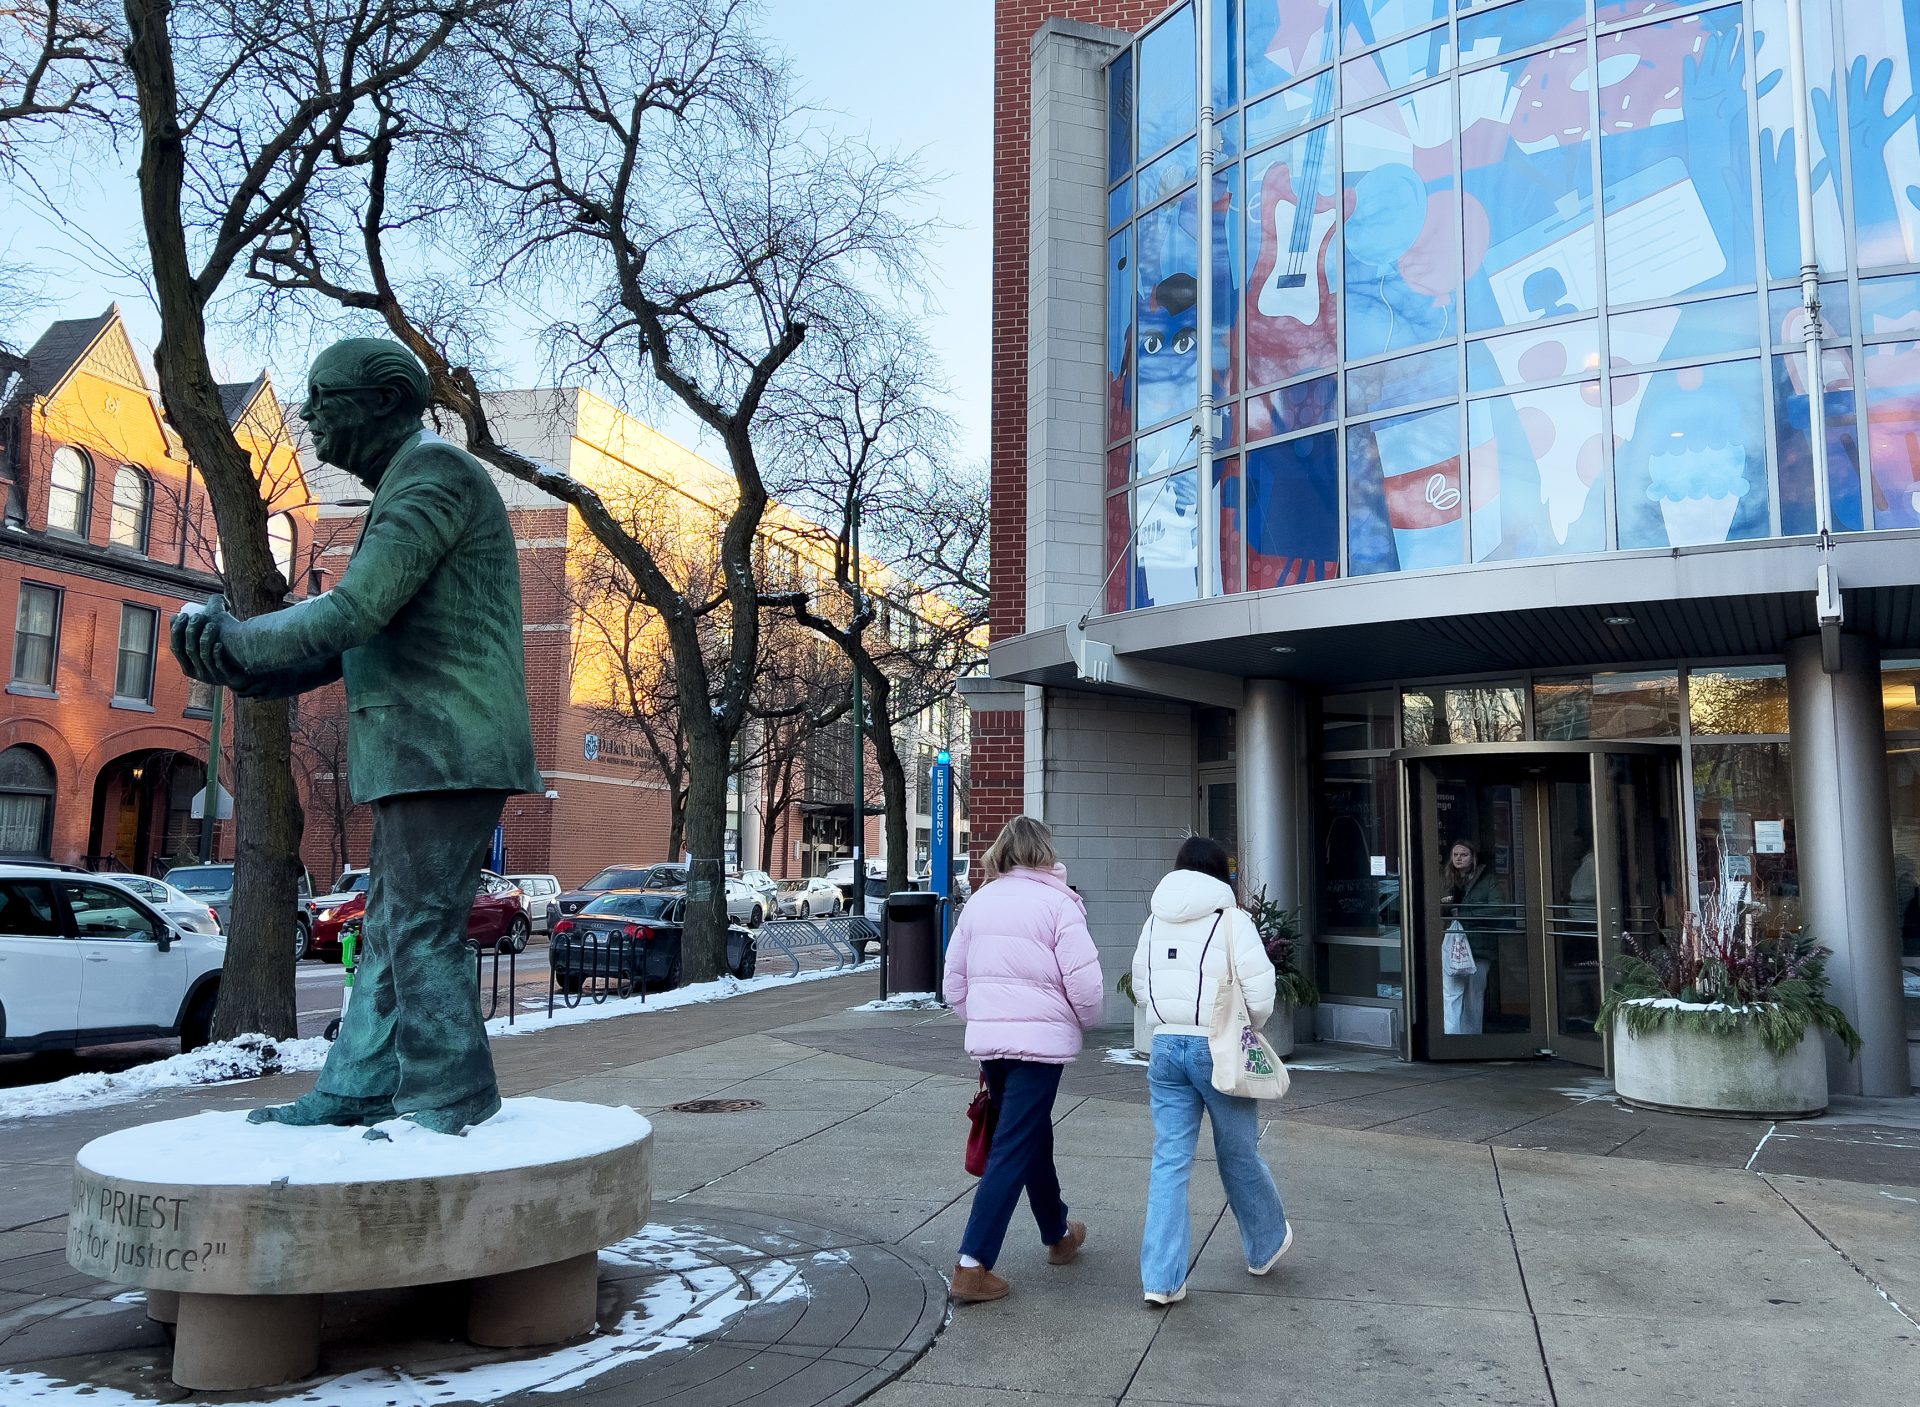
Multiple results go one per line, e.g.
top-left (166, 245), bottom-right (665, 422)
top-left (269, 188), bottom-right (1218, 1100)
top-left (1150, 869), bottom-right (1238, 924)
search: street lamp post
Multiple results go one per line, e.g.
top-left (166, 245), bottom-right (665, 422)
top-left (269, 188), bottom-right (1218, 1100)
top-left (849, 496), bottom-right (865, 899)
top-left (198, 683), bottom-right (223, 862)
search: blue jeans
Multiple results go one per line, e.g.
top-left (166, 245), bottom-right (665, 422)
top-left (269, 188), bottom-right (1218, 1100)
top-left (1141, 1034), bottom-right (1288, 1296)
top-left (959, 1059), bottom-right (1069, 1269)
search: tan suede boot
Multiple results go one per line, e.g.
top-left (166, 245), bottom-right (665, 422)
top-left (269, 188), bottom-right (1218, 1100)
top-left (1047, 1220), bottom-right (1088, 1265)
top-left (950, 1264), bottom-right (1011, 1304)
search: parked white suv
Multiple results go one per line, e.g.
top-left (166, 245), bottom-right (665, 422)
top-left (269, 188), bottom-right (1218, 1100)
top-left (0, 867), bottom-right (226, 1055)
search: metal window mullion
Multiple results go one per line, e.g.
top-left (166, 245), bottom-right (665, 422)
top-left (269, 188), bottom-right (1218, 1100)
top-left (1452, 50), bottom-right (1470, 567)
top-left (1334, 88), bottom-right (1350, 581)
top-left (1588, 21), bottom-right (1618, 554)
top-left (1741, 4), bottom-right (1783, 540)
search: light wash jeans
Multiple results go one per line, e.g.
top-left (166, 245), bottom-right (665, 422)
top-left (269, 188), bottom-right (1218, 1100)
top-left (1140, 1034), bottom-right (1289, 1297)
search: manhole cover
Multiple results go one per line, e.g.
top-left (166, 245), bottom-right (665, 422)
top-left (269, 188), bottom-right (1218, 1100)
top-left (667, 1098), bottom-right (764, 1113)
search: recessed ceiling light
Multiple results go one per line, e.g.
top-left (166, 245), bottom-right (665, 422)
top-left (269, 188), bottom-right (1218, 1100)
top-left (1271, 644), bottom-right (1296, 654)
top-left (1604, 615), bottom-right (1634, 626)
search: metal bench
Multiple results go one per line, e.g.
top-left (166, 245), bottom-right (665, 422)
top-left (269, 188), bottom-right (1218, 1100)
top-left (755, 915), bottom-right (874, 976)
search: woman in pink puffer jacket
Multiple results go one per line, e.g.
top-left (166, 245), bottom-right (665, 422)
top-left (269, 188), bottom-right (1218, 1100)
top-left (942, 815), bottom-right (1105, 1305)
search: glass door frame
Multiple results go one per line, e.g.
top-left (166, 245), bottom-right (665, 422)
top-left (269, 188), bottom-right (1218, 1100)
top-left (1394, 741), bottom-right (1683, 1067)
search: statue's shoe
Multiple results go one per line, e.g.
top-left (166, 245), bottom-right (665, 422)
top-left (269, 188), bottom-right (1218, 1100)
top-left (247, 1091), bottom-right (395, 1127)
top-left (363, 1089), bottom-right (504, 1140)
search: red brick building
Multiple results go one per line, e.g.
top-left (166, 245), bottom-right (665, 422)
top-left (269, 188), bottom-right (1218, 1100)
top-left (0, 308), bottom-right (316, 872)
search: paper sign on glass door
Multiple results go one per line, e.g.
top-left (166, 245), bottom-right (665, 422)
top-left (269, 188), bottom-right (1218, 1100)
top-left (1754, 821), bottom-right (1785, 855)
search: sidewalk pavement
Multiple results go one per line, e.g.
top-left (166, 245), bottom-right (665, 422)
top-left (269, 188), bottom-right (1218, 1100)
top-left (3, 972), bottom-right (1917, 1406)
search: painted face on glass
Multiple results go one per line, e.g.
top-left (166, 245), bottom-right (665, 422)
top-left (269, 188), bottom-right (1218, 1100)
top-left (1139, 271), bottom-right (1199, 410)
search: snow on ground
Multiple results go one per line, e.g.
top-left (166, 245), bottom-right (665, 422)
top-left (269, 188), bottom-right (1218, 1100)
top-left (0, 961), bottom-right (878, 1123)
top-left (1104, 1047), bottom-right (1149, 1067)
top-left (77, 1098), bottom-right (651, 1185)
top-left (852, 992), bottom-right (942, 1012)
top-left (0, 1222), bottom-right (805, 1406)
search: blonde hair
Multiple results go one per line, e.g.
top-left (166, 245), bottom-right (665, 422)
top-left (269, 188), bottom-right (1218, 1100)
top-left (981, 814), bottom-right (1058, 882)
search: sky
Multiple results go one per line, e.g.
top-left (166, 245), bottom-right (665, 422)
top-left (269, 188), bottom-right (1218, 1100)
top-left (0, 1), bottom-right (992, 468)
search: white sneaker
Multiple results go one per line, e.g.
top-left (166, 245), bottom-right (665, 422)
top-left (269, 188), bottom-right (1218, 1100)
top-left (1249, 1222), bottom-right (1294, 1275)
top-left (1143, 1285), bottom-right (1187, 1307)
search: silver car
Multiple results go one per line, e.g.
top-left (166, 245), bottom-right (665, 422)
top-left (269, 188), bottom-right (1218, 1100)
top-left (508, 873), bottom-right (562, 935)
top-left (164, 863), bottom-right (316, 958)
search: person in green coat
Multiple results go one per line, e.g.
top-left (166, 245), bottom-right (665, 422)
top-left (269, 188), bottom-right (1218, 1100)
top-left (1440, 839), bottom-right (1501, 1035)
top-left (173, 338), bottom-right (541, 1135)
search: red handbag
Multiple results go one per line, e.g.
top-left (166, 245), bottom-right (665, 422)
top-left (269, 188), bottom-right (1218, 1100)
top-left (964, 1070), bottom-right (997, 1176)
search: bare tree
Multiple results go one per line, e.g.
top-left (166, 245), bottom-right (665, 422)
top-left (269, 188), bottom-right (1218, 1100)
top-left (745, 590), bottom-right (850, 873)
top-left (765, 322), bottom-right (982, 895)
top-left (288, 690), bottom-right (353, 875)
top-left (118, 0), bottom-right (502, 1036)
top-left (245, 0), bottom-right (926, 979)
top-left (1, 0), bottom-right (119, 165)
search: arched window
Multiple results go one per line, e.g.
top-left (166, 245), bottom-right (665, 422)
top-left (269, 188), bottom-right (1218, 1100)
top-left (0, 744), bottom-right (55, 859)
top-left (268, 513), bottom-right (295, 584)
top-left (47, 447), bottom-right (91, 535)
top-left (109, 467), bottom-right (152, 552)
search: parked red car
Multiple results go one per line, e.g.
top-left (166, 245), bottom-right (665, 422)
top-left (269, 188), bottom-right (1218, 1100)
top-left (308, 871), bottom-right (530, 960)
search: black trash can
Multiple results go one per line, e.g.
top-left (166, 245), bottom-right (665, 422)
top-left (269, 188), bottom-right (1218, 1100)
top-left (882, 891), bottom-right (942, 996)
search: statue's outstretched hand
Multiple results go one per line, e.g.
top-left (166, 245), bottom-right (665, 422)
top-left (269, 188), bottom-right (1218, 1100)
top-left (171, 595), bottom-right (248, 689)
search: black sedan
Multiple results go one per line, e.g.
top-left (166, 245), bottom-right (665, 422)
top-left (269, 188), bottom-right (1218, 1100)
top-left (549, 888), bottom-right (755, 995)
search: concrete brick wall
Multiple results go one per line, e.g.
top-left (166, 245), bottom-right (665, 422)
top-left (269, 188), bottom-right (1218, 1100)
top-left (1032, 689), bottom-right (1195, 1022)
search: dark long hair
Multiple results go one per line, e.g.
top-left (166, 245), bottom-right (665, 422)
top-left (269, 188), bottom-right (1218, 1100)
top-left (1174, 835), bottom-right (1233, 888)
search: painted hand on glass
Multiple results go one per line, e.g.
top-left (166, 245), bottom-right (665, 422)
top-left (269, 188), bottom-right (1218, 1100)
top-left (1833, 56), bottom-right (1920, 258)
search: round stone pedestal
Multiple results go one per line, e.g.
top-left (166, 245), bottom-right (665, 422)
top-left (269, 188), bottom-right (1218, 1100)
top-left (66, 1097), bottom-right (651, 1390)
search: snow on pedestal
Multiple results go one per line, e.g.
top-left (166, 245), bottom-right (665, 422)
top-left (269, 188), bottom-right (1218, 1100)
top-left (66, 1098), bottom-right (653, 1390)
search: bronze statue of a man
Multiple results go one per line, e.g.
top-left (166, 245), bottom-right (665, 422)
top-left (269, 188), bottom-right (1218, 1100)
top-left (173, 338), bottom-right (541, 1135)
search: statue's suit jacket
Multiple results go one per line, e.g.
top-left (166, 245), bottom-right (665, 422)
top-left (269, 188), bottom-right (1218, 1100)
top-left (225, 432), bottom-right (542, 804)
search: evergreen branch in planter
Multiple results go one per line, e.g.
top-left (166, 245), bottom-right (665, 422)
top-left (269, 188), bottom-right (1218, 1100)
top-left (1595, 898), bottom-right (1862, 1058)
top-left (1246, 886), bottom-right (1320, 1008)
top-left (1116, 971), bottom-right (1137, 1006)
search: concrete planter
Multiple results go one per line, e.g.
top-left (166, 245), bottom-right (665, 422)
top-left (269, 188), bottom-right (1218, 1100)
top-left (1611, 1004), bottom-right (1828, 1118)
top-left (1269, 1003), bottom-right (1296, 1059)
top-left (1132, 1002), bottom-right (1155, 1056)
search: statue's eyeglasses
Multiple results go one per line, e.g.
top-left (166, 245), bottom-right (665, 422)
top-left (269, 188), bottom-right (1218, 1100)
top-left (302, 383), bottom-right (386, 407)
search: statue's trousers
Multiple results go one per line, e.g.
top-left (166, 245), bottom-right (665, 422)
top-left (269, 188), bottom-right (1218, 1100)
top-left (316, 789), bottom-right (509, 1120)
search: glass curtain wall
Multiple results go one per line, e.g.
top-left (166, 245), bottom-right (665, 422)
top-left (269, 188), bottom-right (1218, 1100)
top-left (1104, 0), bottom-right (1920, 611)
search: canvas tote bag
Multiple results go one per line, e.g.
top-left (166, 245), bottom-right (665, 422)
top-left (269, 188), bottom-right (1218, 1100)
top-left (1207, 911), bottom-right (1291, 1101)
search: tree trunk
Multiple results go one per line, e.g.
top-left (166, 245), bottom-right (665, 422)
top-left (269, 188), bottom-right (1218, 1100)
top-left (667, 773), bottom-right (687, 859)
top-left (679, 723), bottom-right (729, 981)
top-left (125, 0), bottom-right (299, 1039)
top-left (867, 676), bottom-right (911, 897)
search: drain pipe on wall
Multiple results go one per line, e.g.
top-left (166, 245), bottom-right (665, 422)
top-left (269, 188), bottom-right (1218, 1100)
top-left (1195, 0), bottom-right (1218, 599)
top-left (1787, 0), bottom-right (1843, 671)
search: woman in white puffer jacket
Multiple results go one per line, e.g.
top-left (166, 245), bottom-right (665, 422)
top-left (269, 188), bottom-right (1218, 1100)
top-left (1129, 836), bottom-right (1292, 1306)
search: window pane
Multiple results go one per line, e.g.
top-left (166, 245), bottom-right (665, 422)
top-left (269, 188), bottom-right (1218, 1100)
top-left (1534, 671), bottom-right (1682, 740)
top-left (1861, 340), bottom-right (1920, 529)
top-left (269, 516), bottom-right (295, 581)
top-left (1754, 0), bottom-right (1845, 282)
top-left (1139, 4), bottom-right (1197, 159)
top-left (1609, 295), bottom-right (1759, 368)
top-left (1136, 188), bottom-right (1201, 430)
top-left (1882, 661), bottom-right (1920, 733)
top-left (1845, 0), bottom-right (1920, 269)
top-left (1108, 230), bottom-right (1133, 443)
top-left (1691, 741), bottom-right (1798, 929)
top-left (1137, 419), bottom-right (1199, 478)
top-left (1346, 343), bottom-right (1457, 416)
top-left (1466, 320), bottom-right (1601, 391)
top-left (1343, 25), bottom-right (1451, 106)
top-left (1108, 48), bottom-right (1134, 182)
top-left (115, 606), bottom-right (156, 700)
top-left (48, 447), bottom-right (88, 533)
top-left (1613, 360), bottom-right (1770, 550)
top-left (1247, 124), bottom-right (1340, 386)
top-left (1321, 690), bottom-right (1396, 751)
top-left (1108, 443), bottom-right (1131, 491)
top-left (1468, 381), bottom-right (1606, 560)
top-left (1246, 374), bottom-right (1338, 438)
top-left (1317, 939), bottom-right (1406, 1001)
top-left (1462, 43), bottom-right (1595, 332)
top-left (110, 468), bottom-right (149, 551)
top-left (1109, 176), bottom-right (1132, 229)
top-left (1317, 756), bottom-right (1402, 936)
top-left (1246, 0), bottom-right (1335, 98)
top-left (1346, 404), bottom-right (1463, 574)
top-left (1213, 163), bottom-right (1242, 399)
top-left (1106, 492), bottom-right (1131, 614)
top-left (1886, 742), bottom-right (1920, 1032)
top-left (1689, 665), bottom-right (1790, 735)
top-left (1212, 0), bottom-right (1238, 111)
top-left (1859, 273), bottom-right (1920, 337)
top-left (1401, 684), bottom-right (1526, 743)
top-left (1770, 281), bottom-right (1851, 344)
top-left (1458, 0), bottom-right (1585, 63)
top-left (1341, 0), bottom-right (1446, 54)
top-left (67, 883), bottom-right (157, 940)
top-left (0, 876), bottom-right (59, 927)
top-left (12, 585), bottom-right (57, 687)
top-left (1214, 455), bottom-right (1243, 593)
top-left (1773, 350), bottom-right (1863, 535)
top-left (1134, 469), bottom-right (1199, 607)
top-left (1343, 84), bottom-right (1459, 360)
top-left (1246, 430), bottom-right (1340, 588)
top-left (1137, 137), bottom-right (1197, 210)
top-left (1598, 8), bottom-right (1755, 305)
top-left (1245, 68), bottom-right (1336, 149)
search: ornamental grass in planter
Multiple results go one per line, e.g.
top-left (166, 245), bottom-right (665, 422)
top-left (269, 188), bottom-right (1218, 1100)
top-left (1247, 889), bottom-right (1320, 1059)
top-left (1596, 892), bottom-right (1860, 1118)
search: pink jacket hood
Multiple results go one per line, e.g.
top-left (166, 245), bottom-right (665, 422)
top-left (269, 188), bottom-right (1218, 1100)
top-left (942, 865), bottom-right (1106, 1064)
